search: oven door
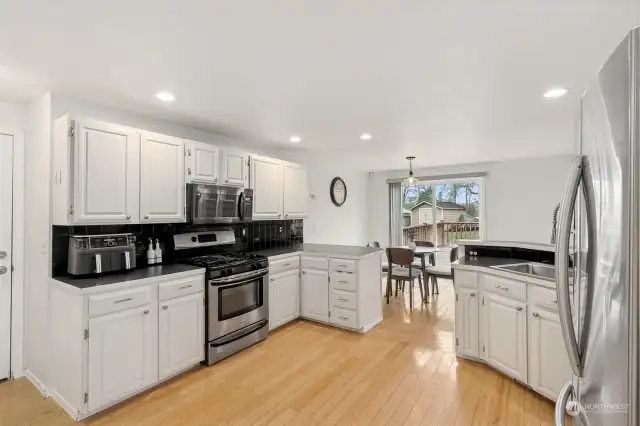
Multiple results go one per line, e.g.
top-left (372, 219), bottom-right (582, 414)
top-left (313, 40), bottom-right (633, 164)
top-left (208, 268), bottom-right (269, 340)
top-left (187, 183), bottom-right (245, 224)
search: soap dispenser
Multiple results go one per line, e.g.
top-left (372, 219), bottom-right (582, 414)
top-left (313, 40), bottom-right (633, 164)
top-left (154, 239), bottom-right (163, 264)
top-left (147, 238), bottom-right (156, 265)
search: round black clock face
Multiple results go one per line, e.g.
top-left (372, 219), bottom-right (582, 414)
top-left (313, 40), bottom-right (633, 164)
top-left (330, 177), bottom-right (347, 207)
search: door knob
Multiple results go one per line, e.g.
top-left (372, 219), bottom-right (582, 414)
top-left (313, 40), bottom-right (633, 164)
top-left (0, 251), bottom-right (6, 259)
top-left (0, 266), bottom-right (7, 275)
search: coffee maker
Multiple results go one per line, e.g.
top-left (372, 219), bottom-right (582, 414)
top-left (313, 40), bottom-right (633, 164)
top-left (67, 233), bottom-right (137, 276)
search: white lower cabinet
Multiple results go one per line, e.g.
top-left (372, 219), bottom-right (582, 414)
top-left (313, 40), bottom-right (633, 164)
top-left (528, 307), bottom-right (572, 400)
top-left (455, 287), bottom-right (479, 358)
top-left (301, 268), bottom-right (329, 323)
top-left (158, 292), bottom-right (205, 380)
top-left (483, 292), bottom-right (527, 383)
top-left (88, 305), bottom-right (157, 412)
top-left (48, 270), bottom-right (205, 421)
top-left (269, 269), bottom-right (300, 330)
top-left (455, 270), bottom-right (573, 402)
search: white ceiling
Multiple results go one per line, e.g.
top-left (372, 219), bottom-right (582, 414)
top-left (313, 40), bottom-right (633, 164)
top-left (0, 0), bottom-right (638, 170)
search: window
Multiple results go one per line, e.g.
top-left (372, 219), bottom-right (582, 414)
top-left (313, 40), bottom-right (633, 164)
top-left (401, 178), bottom-right (483, 247)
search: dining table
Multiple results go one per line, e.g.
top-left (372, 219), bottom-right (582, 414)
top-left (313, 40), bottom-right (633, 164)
top-left (398, 246), bottom-right (441, 297)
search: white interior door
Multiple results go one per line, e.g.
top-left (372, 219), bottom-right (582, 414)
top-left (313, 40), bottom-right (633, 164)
top-left (0, 133), bottom-right (13, 380)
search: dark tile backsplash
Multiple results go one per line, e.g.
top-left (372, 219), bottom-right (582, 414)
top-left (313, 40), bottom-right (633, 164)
top-left (52, 220), bottom-right (303, 276)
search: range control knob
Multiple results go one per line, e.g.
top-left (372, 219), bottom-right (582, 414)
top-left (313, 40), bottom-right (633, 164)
top-left (191, 236), bottom-right (198, 243)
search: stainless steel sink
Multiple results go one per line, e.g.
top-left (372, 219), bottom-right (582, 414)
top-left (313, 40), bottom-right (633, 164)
top-left (490, 263), bottom-right (557, 281)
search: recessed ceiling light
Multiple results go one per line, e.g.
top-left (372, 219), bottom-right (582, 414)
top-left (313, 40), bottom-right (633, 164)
top-left (360, 133), bottom-right (372, 140)
top-left (289, 135), bottom-right (302, 143)
top-left (542, 87), bottom-right (568, 99)
top-left (156, 91), bottom-right (176, 102)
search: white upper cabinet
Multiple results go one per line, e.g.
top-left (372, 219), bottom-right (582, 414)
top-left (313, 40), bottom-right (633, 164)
top-left (482, 292), bottom-right (527, 383)
top-left (53, 116), bottom-right (141, 225)
top-left (140, 131), bottom-right (186, 223)
top-left (221, 150), bottom-right (249, 187)
top-left (250, 155), bottom-right (283, 220)
top-left (186, 141), bottom-right (220, 184)
top-left (528, 308), bottom-right (572, 400)
top-left (283, 161), bottom-right (308, 219)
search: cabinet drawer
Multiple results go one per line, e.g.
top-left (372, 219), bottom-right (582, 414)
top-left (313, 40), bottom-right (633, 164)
top-left (331, 307), bottom-right (358, 329)
top-left (481, 274), bottom-right (526, 301)
top-left (454, 270), bottom-right (478, 288)
top-left (331, 270), bottom-right (357, 292)
top-left (269, 255), bottom-right (300, 275)
top-left (330, 258), bottom-right (357, 274)
top-left (159, 275), bottom-right (204, 301)
top-left (528, 285), bottom-right (559, 312)
top-left (301, 256), bottom-right (328, 270)
top-left (89, 286), bottom-right (152, 317)
top-left (331, 289), bottom-right (357, 310)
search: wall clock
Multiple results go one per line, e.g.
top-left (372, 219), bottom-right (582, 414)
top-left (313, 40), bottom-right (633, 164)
top-left (330, 177), bottom-right (347, 207)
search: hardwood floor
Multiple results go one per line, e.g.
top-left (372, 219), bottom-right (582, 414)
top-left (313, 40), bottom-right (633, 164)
top-left (0, 279), bottom-right (558, 425)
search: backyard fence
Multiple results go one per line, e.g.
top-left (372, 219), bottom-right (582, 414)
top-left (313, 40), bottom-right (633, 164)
top-left (402, 222), bottom-right (480, 246)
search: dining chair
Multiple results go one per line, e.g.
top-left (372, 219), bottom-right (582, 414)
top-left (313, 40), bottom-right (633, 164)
top-left (425, 246), bottom-right (459, 295)
top-left (413, 240), bottom-right (436, 266)
top-left (367, 241), bottom-right (381, 248)
top-left (385, 247), bottom-right (425, 307)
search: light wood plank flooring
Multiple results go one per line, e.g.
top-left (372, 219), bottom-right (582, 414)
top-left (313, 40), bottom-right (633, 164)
top-left (0, 279), bottom-right (558, 425)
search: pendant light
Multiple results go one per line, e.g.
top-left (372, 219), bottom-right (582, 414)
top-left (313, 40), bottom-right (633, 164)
top-left (404, 156), bottom-right (419, 187)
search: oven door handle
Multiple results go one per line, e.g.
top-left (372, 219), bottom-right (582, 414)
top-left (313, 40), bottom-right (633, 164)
top-left (209, 268), bottom-right (269, 286)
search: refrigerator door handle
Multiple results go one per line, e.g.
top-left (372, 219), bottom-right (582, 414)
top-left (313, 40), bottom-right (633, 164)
top-left (555, 382), bottom-right (576, 426)
top-left (555, 156), bottom-right (583, 377)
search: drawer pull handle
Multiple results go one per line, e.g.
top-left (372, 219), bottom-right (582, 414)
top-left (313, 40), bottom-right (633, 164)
top-left (115, 298), bottom-right (133, 304)
top-left (338, 298), bottom-right (348, 302)
top-left (551, 300), bottom-right (557, 304)
top-left (516, 307), bottom-right (523, 312)
top-left (338, 264), bottom-right (348, 268)
top-left (143, 309), bottom-right (150, 315)
top-left (339, 316), bottom-right (348, 320)
top-left (282, 263), bottom-right (290, 267)
top-left (532, 312), bottom-right (539, 317)
top-left (178, 285), bottom-right (192, 290)
top-left (339, 281), bottom-right (348, 284)
top-left (494, 285), bottom-right (509, 291)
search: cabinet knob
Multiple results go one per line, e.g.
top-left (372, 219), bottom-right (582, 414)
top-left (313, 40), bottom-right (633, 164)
top-left (285, 214), bottom-right (289, 218)
top-left (214, 178), bottom-right (218, 182)
top-left (225, 179), bottom-right (229, 183)
top-left (532, 312), bottom-right (539, 317)
top-left (163, 305), bottom-right (168, 310)
top-left (516, 307), bottom-right (523, 312)
top-left (470, 292), bottom-right (475, 297)
top-left (270, 278), bottom-right (274, 282)
top-left (144, 215), bottom-right (150, 219)
top-left (143, 309), bottom-right (150, 315)
top-left (126, 214), bottom-right (131, 220)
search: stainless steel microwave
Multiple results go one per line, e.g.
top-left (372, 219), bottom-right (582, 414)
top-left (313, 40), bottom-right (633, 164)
top-left (186, 184), bottom-right (253, 224)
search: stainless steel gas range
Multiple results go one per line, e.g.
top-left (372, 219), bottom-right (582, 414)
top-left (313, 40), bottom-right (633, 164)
top-left (173, 229), bottom-right (269, 365)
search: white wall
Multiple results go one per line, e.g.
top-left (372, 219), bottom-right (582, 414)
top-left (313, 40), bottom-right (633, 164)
top-left (24, 93), bottom-right (51, 386)
top-left (0, 100), bottom-right (26, 130)
top-left (367, 156), bottom-right (574, 246)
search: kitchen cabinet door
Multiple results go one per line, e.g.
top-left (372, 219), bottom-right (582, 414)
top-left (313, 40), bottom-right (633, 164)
top-left (455, 287), bottom-right (479, 358)
top-left (73, 119), bottom-right (140, 224)
top-left (88, 305), bottom-right (157, 413)
top-left (528, 308), bottom-right (572, 400)
top-left (158, 292), bottom-right (205, 380)
top-left (250, 155), bottom-right (283, 220)
top-left (300, 268), bottom-right (329, 323)
top-left (221, 150), bottom-right (249, 187)
top-left (187, 141), bottom-right (220, 184)
top-left (483, 292), bottom-right (527, 382)
top-left (140, 131), bottom-right (186, 223)
top-left (269, 269), bottom-right (300, 330)
top-left (283, 161), bottom-right (308, 219)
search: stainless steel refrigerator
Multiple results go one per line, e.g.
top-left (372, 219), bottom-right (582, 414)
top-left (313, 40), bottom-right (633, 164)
top-left (554, 26), bottom-right (640, 426)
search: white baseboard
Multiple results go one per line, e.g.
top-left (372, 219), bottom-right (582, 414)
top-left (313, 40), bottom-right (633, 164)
top-left (49, 389), bottom-right (81, 421)
top-left (360, 316), bottom-right (383, 333)
top-left (24, 369), bottom-right (47, 397)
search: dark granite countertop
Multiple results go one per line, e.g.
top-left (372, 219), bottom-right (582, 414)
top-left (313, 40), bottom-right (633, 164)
top-left (53, 264), bottom-right (205, 290)
top-left (254, 243), bottom-right (381, 259)
top-left (452, 256), bottom-right (542, 269)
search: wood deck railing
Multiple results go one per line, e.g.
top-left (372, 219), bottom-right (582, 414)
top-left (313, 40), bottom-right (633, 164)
top-left (402, 222), bottom-right (480, 246)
